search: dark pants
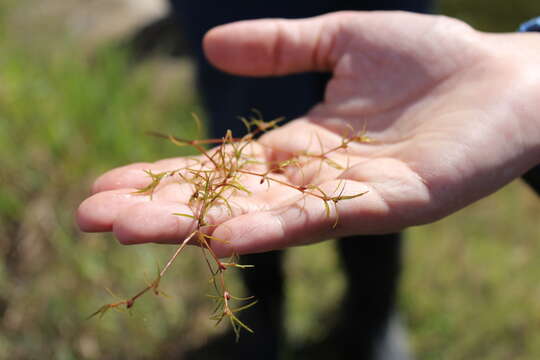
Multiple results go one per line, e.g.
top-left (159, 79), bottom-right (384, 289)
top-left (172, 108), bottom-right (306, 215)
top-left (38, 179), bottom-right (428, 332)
top-left (170, 1), bottom-right (432, 359)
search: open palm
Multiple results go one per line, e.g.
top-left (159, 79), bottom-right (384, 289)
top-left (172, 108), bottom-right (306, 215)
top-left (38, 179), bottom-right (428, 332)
top-left (77, 11), bottom-right (540, 255)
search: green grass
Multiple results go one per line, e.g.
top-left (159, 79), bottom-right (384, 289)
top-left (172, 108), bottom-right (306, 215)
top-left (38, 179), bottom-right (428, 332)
top-left (0, 8), bottom-right (206, 357)
top-left (403, 182), bottom-right (540, 359)
top-left (1, 1), bottom-right (540, 359)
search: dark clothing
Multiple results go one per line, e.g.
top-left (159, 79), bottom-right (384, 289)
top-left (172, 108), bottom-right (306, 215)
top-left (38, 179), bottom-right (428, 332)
top-left (170, 0), bottom-right (432, 139)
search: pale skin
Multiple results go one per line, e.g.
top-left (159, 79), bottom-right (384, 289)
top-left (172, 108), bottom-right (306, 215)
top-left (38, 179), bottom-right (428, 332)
top-left (77, 11), bottom-right (540, 257)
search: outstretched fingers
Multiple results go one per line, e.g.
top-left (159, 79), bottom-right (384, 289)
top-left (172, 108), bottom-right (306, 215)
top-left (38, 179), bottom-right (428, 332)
top-left (209, 156), bottom-right (437, 257)
top-left (76, 181), bottom-right (270, 246)
top-left (77, 189), bottom-right (150, 232)
top-left (91, 157), bottom-right (201, 194)
top-left (209, 179), bottom-right (381, 257)
top-left (77, 194), bottom-right (225, 245)
top-left (203, 13), bottom-right (343, 76)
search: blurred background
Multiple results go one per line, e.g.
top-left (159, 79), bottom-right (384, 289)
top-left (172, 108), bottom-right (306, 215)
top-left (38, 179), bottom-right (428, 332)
top-left (1, 0), bottom-right (540, 359)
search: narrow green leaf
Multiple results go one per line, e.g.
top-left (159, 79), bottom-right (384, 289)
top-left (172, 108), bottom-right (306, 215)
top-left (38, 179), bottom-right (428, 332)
top-left (229, 180), bottom-right (252, 195)
top-left (323, 200), bottom-right (330, 218)
top-left (333, 191), bottom-right (369, 201)
top-left (202, 233), bottom-right (231, 245)
top-left (87, 305), bottom-right (110, 320)
top-left (231, 300), bottom-right (258, 313)
top-left (172, 213), bottom-right (197, 220)
top-left (229, 294), bottom-right (255, 301)
top-left (324, 157), bottom-right (344, 170)
top-left (231, 314), bottom-right (254, 334)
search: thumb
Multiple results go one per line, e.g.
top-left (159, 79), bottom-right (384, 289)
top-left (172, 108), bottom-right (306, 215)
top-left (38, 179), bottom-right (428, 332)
top-left (203, 13), bottom-right (342, 76)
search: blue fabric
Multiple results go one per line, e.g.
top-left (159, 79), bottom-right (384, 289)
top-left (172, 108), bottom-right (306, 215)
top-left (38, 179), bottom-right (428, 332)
top-left (519, 17), bottom-right (540, 32)
top-left (517, 18), bottom-right (540, 197)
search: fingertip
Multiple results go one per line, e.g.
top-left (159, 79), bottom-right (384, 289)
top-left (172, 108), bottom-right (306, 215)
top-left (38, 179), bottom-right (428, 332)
top-left (207, 224), bottom-right (235, 258)
top-left (112, 202), bottom-right (196, 246)
top-left (91, 163), bottom-right (153, 194)
top-left (76, 190), bottom-right (149, 234)
top-left (203, 20), bottom-right (277, 76)
top-left (211, 212), bottom-right (286, 256)
top-left (76, 197), bottom-right (113, 233)
top-left (203, 15), bottom-right (335, 76)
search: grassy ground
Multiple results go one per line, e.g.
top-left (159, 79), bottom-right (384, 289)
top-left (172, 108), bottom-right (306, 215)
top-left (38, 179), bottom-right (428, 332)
top-left (0, 3), bottom-right (205, 357)
top-left (403, 182), bottom-right (540, 359)
top-left (1, 1), bottom-right (540, 359)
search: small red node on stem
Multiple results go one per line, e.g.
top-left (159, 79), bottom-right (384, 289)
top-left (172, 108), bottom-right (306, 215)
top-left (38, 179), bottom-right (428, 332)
top-left (224, 291), bottom-right (231, 300)
top-left (126, 299), bottom-right (134, 309)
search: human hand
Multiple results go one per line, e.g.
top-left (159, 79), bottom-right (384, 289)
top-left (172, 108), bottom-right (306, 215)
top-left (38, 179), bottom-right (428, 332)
top-left (77, 11), bottom-right (540, 255)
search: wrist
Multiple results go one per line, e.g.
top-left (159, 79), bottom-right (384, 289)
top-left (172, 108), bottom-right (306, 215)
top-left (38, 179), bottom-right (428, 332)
top-left (480, 32), bottom-right (540, 169)
top-left (508, 35), bottom-right (540, 168)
